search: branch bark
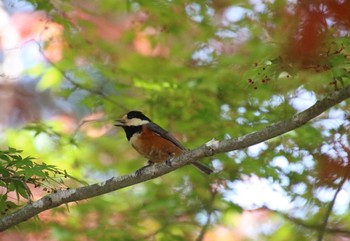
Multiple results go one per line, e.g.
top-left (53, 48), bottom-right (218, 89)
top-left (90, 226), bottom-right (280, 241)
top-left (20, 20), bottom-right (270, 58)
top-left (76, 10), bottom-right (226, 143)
top-left (1, 86), bottom-right (350, 231)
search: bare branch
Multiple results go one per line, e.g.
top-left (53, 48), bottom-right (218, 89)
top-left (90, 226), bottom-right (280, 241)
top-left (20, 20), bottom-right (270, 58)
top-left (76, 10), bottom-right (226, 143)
top-left (263, 208), bottom-right (350, 237)
top-left (196, 190), bottom-right (217, 241)
top-left (317, 162), bottom-right (350, 241)
top-left (1, 86), bottom-right (350, 231)
top-left (34, 37), bottom-right (128, 112)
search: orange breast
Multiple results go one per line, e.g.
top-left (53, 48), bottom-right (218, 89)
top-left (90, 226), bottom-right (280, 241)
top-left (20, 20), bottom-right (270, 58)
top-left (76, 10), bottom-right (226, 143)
top-left (129, 125), bottom-right (183, 163)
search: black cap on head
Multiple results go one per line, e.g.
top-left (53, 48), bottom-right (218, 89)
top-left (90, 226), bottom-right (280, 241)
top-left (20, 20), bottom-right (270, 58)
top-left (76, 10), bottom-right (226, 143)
top-left (127, 110), bottom-right (152, 122)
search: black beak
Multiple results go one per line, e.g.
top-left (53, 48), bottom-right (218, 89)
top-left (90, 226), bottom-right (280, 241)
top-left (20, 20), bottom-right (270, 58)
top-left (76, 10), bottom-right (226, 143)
top-left (115, 119), bottom-right (126, 127)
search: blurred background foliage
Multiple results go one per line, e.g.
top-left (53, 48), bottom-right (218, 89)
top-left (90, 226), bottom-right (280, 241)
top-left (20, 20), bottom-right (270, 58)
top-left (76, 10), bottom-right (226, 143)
top-left (0, 0), bottom-right (350, 240)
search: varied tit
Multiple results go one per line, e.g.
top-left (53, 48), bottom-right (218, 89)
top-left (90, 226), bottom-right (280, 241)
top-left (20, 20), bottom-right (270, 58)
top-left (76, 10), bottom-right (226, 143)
top-left (115, 110), bottom-right (213, 175)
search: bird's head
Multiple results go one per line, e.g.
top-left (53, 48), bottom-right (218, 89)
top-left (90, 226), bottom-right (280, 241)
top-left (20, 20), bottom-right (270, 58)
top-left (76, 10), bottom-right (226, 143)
top-left (115, 110), bottom-right (152, 127)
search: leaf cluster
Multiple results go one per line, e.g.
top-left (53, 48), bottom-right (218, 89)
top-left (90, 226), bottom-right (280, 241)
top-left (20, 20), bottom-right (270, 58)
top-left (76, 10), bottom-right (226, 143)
top-left (0, 148), bottom-right (72, 215)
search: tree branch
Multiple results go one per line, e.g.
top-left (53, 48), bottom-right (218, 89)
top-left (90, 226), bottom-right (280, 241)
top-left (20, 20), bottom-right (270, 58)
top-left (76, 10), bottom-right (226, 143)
top-left (196, 189), bottom-right (217, 241)
top-left (34, 38), bottom-right (128, 112)
top-left (1, 86), bottom-right (350, 231)
top-left (264, 208), bottom-right (350, 237)
top-left (317, 159), bottom-right (350, 241)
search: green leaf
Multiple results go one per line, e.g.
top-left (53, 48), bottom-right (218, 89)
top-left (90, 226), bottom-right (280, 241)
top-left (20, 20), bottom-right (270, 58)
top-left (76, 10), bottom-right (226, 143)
top-left (37, 67), bottom-right (63, 90)
top-left (13, 180), bottom-right (31, 200)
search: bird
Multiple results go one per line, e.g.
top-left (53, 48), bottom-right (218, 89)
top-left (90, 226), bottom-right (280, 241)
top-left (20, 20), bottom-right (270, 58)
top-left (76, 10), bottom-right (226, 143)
top-left (115, 110), bottom-right (213, 175)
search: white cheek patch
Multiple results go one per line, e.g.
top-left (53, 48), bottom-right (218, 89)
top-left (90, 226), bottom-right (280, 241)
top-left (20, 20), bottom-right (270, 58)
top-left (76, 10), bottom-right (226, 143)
top-left (127, 118), bottom-right (150, 126)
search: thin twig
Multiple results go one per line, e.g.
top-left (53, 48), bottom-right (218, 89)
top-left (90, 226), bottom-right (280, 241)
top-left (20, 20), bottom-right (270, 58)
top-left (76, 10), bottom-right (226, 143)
top-left (73, 117), bottom-right (109, 137)
top-left (317, 163), bottom-right (350, 241)
top-left (36, 38), bottom-right (127, 111)
top-left (266, 208), bottom-right (350, 237)
top-left (196, 190), bottom-right (217, 241)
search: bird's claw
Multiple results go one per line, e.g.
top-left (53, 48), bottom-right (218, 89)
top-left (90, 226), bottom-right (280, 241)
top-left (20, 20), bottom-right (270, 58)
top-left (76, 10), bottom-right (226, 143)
top-left (165, 158), bottom-right (173, 167)
top-left (135, 166), bottom-right (146, 176)
top-left (135, 161), bottom-right (154, 176)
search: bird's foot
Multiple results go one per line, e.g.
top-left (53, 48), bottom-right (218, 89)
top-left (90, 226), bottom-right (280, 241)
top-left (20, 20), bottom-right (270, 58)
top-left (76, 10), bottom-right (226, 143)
top-left (165, 157), bottom-right (174, 167)
top-left (135, 160), bottom-right (154, 176)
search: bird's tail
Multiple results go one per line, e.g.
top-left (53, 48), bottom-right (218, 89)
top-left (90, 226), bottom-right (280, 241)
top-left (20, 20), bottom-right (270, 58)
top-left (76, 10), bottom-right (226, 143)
top-left (191, 161), bottom-right (213, 175)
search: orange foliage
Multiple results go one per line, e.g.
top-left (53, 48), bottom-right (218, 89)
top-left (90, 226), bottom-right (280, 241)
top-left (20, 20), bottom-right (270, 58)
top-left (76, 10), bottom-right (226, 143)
top-left (281, 0), bottom-right (350, 67)
top-left (67, 8), bottom-right (169, 57)
top-left (315, 140), bottom-right (350, 187)
top-left (6, 11), bottom-right (64, 62)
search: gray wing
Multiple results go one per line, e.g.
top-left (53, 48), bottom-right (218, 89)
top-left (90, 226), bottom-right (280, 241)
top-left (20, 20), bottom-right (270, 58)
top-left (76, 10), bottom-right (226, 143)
top-left (146, 122), bottom-right (186, 150)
